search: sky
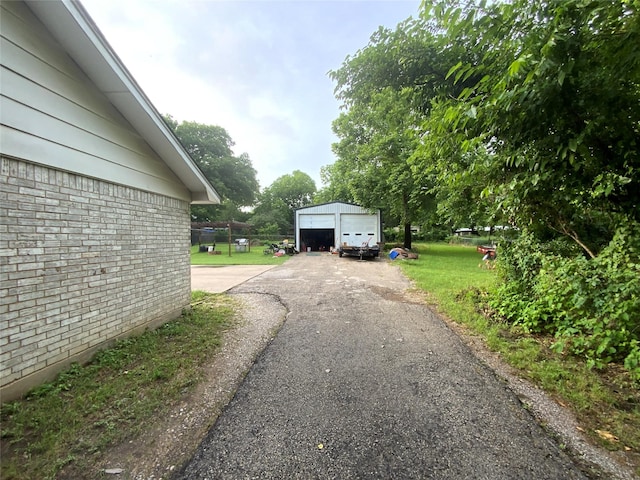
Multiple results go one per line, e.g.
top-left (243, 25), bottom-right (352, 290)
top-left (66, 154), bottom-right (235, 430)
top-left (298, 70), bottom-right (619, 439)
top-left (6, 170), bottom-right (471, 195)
top-left (82, 0), bottom-right (422, 191)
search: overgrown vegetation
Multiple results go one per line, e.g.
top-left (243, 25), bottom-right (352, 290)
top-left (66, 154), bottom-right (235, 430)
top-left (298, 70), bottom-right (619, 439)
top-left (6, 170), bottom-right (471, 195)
top-left (0, 292), bottom-right (237, 480)
top-left (491, 222), bottom-right (640, 380)
top-left (399, 243), bottom-right (639, 473)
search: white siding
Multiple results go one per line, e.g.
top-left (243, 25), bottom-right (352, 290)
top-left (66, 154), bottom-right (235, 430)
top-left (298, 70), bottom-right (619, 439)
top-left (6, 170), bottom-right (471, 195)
top-left (297, 202), bottom-right (374, 215)
top-left (0, 2), bottom-right (190, 201)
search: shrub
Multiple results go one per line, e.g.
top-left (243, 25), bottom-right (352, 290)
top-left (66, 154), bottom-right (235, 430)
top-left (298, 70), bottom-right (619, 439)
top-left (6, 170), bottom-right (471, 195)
top-left (490, 222), bottom-right (640, 380)
top-left (383, 228), bottom-right (400, 243)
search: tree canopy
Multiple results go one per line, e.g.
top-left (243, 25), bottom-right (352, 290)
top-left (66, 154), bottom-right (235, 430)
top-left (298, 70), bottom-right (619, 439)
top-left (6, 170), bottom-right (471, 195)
top-left (324, 0), bottom-right (639, 253)
top-left (251, 170), bottom-right (317, 235)
top-left (412, 0), bottom-right (640, 257)
top-left (165, 116), bottom-right (260, 222)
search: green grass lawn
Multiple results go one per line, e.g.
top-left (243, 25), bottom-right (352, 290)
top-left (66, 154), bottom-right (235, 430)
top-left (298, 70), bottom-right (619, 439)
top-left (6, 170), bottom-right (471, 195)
top-left (398, 242), bottom-right (496, 310)
top-left (190, 244), bottom-right (292, 266)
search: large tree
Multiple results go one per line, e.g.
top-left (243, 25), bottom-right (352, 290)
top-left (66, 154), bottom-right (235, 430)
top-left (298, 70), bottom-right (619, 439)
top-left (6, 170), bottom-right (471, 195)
top-left (250, 170), bottom-right (316, 234)
top-left (328, 21), bottom-right (448, 248)
top-left (413, 0), bottom-right (640, 256)
top-left (164, 116), bottom-right (260, 222)
top-left (330, 86), bottom-right (429, 248)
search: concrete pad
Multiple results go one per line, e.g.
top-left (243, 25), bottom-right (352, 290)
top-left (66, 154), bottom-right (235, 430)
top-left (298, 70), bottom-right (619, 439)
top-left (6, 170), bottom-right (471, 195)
top-left (191, 265), bottom-right (277, 293)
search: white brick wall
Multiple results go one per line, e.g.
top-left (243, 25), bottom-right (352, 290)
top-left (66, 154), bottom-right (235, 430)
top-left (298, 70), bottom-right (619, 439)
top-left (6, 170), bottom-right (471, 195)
top-left (1, 157), bottom-right (192, 400)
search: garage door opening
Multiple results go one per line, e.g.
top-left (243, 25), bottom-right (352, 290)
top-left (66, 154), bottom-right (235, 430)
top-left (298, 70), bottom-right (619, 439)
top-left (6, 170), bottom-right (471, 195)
top-left (299, 229), bottom-right (334, 252)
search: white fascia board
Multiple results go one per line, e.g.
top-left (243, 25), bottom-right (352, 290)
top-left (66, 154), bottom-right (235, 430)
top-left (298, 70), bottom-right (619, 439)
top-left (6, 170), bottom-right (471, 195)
top-left (25, 0), bottom-right (221, 204)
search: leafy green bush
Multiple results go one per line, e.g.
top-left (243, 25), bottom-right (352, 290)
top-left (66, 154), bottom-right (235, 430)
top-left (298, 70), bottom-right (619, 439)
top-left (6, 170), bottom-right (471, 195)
top-left (494, 231), bottom-right (543, 289)
top-left (491, 223), bottom-right (640, 380)
top-left (383, 227), bottom-right (400, 243)
top-left (419, 225), bottom-right (450, 242)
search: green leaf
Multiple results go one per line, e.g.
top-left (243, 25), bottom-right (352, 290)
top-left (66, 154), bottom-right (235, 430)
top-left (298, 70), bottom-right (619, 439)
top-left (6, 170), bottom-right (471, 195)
top-left (446, 61), bottom-right (463, 80)
top-left (508, 56), bottom-right (527, 77)
top-left (466, 106), bottom-right (478, 119)
top-left (459, 87), bottom-right (474, 100)
top-left (524, 69), bottom-right (536, 84)
top-left (558, 70), bottom-right (566, 86)
top-left (454, 65), bottom-right (468, 84)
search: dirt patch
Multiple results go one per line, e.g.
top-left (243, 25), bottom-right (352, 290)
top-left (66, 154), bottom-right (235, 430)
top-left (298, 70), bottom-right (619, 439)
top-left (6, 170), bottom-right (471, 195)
top-left (369, 285), bottom-right (426, 304)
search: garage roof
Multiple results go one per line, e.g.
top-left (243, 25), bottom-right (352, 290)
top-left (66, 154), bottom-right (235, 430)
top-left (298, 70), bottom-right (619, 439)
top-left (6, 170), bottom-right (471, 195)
top-left (296, 202), bottom-right (379, 214)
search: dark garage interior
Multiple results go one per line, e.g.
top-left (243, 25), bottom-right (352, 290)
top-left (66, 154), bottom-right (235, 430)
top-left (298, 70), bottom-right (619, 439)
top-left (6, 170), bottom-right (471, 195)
top-left (299, 229), bottom-right (334, 252)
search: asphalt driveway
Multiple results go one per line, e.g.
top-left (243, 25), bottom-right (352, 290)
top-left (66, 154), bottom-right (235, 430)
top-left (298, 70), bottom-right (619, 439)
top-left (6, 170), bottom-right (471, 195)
top-left (177, 253), bottom-right (586, 479)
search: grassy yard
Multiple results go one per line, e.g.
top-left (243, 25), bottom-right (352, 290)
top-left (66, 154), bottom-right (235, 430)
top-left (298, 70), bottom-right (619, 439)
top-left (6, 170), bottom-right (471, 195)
top-left (400, 243), bottom-right (639, 473)
top-left (398, 243), bottom-right (497, 314)
top-left (190, 243), bottom-right (292, 265)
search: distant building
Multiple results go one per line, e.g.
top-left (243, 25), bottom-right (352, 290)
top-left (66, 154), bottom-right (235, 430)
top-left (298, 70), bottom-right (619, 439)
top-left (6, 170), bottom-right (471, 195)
top-left (454, 228), bottom-right (479, 236)
top-left (295, 202), bottom-right (382, 252)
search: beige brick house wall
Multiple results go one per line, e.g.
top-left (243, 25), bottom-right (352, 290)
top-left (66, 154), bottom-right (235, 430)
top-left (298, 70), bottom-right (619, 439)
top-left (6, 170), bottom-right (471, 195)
top-left (0, 157), bottom-right (192, 400)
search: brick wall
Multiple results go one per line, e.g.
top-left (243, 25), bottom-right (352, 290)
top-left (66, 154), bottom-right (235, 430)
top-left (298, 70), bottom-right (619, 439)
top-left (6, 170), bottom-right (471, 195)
top-left (0, 157), bottom-right (192, 400)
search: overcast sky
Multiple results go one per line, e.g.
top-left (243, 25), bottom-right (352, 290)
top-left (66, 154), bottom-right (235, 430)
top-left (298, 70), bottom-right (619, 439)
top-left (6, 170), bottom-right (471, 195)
top-left (82, 0), bottom-right (421, 191)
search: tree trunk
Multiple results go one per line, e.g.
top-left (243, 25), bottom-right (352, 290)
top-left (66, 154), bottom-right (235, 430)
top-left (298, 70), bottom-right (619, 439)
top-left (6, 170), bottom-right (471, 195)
top-left (403, 222), bottom-right (412, 249)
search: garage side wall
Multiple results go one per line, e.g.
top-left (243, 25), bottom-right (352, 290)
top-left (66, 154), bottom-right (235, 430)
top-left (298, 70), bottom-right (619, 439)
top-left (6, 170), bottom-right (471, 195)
top-left (0, 157), bottom-right (191, 401)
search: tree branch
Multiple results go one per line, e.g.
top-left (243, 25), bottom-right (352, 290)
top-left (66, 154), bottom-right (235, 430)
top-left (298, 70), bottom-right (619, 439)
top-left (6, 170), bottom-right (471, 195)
top-left (551, 221), bottom-right (596, 259)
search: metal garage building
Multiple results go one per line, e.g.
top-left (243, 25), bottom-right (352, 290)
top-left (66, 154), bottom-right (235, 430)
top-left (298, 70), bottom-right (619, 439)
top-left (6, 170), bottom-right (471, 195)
top-left (295, 202), bottom-right (382, 252)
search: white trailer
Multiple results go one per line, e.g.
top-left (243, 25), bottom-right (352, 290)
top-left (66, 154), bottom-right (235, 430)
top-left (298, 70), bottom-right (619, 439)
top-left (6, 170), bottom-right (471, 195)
top-left (337, 213), bottom-right (381, 259)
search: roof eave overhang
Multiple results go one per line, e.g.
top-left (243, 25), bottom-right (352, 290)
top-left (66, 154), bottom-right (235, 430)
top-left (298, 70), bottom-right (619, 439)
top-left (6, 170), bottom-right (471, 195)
top-left (25, 0), bottom-right (221, 204)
